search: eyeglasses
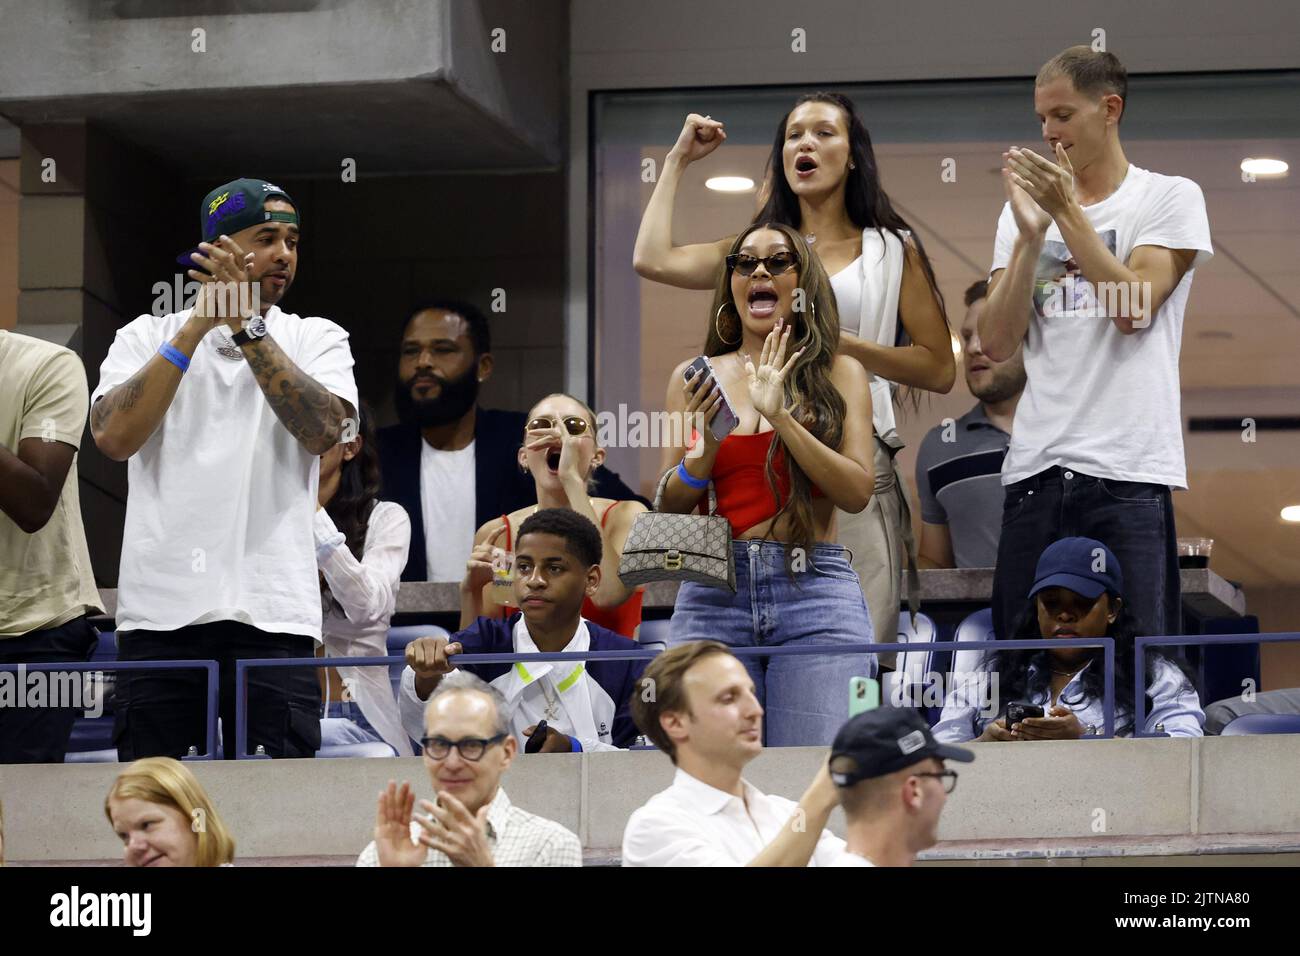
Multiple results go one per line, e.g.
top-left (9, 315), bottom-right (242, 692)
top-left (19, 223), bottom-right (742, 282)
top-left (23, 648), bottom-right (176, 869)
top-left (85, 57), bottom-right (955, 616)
top-left (420, 733), bottom-right (508, 761)
top-left (726, 251), bottom-right (799, 277)
top-left (526, 415), bottom-right (590, 437)
top-left (915, 770), bottom-right (959, 794)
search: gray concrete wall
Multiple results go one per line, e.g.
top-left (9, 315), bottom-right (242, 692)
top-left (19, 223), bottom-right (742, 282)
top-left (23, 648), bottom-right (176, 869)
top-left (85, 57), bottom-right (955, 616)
top-left (4, 736), bottom-right (1299, 861)
top-left (0, 0), bottom-right (449, 98)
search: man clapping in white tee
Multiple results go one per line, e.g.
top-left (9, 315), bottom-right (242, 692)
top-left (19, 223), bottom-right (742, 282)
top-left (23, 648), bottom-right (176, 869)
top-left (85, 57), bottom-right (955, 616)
top-left (91, 178), bottom-right (358, 760)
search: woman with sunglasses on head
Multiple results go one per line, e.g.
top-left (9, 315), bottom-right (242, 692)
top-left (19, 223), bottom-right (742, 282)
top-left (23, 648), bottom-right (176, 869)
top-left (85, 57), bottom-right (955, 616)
top-left (659, 222), bottom-right (877, 747)
top-left (933, 537), bottom-right (1203, 743)
top-left (458, 393), bottom-right (648, 638)
top-left (635, 95), bottom-right (954, 668)
top-left (316, 400), bottom-right (413, 755)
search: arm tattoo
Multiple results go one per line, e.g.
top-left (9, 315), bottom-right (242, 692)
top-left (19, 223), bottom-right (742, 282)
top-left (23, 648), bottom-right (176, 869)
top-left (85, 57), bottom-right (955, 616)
top-left (241, 334), bottom-right (344, 454)
top-left (90, 372), bottom-right (146, 432)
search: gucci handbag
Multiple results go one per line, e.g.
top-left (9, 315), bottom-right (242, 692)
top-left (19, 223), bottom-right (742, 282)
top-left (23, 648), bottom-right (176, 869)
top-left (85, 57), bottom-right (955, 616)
top-left (618, 467), bottom-right (736, 591)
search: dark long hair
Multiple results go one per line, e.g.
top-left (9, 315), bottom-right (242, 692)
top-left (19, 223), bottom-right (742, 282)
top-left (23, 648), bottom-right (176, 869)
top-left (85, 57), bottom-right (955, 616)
top-left (753, 91), bottom-right (949, 409)
top-left (325, 400), bottom-right (381, 560)
top-left (707, 222), bottom-right (844, 567)
top-left (995, 594), bottom-right (1198, 734)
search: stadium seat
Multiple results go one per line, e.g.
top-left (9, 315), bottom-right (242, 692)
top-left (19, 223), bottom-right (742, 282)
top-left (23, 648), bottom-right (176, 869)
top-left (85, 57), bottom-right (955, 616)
top-left (952, 607), bottom-right (996, 677)
top-left (1220, 713), bottom-right (1300, 736)
top-left (891, 612), bottom-right (938, 717)
top-left (637, 618), bottom-right (670, 654)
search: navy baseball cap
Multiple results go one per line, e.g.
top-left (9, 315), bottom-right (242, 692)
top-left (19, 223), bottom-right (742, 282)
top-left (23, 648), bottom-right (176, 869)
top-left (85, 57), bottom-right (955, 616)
top-left (829, 707), bottom-right (972, 787)
top-left (176, 178), bottom-right (299, 267)
top-left (1028, 536), bottom-right (1123, 601)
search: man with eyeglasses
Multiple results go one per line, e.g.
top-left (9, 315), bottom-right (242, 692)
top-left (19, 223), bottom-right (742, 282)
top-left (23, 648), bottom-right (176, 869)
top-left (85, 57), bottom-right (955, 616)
top-left (357, 669), bottom-right (582, 867)
top-left (827, 708), bottom-right (973, 867)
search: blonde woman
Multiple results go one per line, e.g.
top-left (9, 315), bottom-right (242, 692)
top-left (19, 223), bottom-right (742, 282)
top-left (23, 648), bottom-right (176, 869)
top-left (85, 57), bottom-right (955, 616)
top-left (105, 757), bottom-right (235, 867)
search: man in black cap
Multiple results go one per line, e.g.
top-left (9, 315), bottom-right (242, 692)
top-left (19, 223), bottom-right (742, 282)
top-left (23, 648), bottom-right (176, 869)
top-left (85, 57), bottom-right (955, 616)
top-left (91, 177), bottom-right (357, 760)
top-left (828, 708), bottom-right (973, 866)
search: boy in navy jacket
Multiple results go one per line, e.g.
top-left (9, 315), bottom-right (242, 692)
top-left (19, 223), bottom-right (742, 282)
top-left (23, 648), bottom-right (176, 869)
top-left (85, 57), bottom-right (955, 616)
top-left (400, 508), bottom-right (646, 751)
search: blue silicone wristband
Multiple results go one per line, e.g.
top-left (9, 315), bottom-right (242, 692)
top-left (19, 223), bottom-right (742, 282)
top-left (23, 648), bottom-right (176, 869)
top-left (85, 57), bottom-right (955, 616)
top-left (158, 342), bottom-right (190, 373)
top-left (677, 459), bottom-right (710, 489)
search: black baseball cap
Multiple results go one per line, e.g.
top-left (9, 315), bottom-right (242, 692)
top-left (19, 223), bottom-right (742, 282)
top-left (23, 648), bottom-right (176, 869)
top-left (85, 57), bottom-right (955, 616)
top-left (1028, 536), bottom-right (1123, 601)
top-left (829, 708), bottom-right (973, 787)
top-left (176, 178), bottom-right (299, 267)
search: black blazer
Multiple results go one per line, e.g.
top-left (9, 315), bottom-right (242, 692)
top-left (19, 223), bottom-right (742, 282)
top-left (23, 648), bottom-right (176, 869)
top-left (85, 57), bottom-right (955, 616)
top-left (378, 408), bottom-right (649, 581)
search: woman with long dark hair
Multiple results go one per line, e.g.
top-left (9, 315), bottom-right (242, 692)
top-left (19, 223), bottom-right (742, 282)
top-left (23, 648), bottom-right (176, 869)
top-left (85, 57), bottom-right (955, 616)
top-left (315, 399), bottom-right (412, 755)
top-left (658, 222), bottom-right (877, 747)
top-left (636, 94), bottom-right (955, 666)
top-left (933, 538), bottom-right (1203, 741)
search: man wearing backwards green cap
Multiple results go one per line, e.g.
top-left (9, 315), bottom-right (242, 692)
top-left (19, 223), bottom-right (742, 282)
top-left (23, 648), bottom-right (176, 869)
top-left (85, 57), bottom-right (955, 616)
top-left (90, 178), bottom-right (359, 760)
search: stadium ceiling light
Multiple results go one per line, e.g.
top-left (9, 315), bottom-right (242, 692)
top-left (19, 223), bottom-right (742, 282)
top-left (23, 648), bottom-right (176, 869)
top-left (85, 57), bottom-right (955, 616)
top-left (1281, 505), bottom-right (1300, 523)
top-left (1240, 158), bottom-right (1289, 177)
top-left (951, 334), bottom-right (962, 355)
top-left (705, 176), bottom-right (755, 192)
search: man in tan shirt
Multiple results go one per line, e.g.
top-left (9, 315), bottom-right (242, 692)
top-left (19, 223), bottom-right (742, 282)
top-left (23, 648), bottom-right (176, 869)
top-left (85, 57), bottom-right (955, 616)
top-left (0, 329), bottom-right (104, 763)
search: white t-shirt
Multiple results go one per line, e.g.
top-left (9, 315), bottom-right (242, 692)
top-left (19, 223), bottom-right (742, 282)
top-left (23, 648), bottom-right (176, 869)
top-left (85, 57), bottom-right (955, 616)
top-left (990, 165), bottom-right (1213, 488)
top-left (420, 438), bottom-right (476, 582)
top-left (91, 306), bottom-right (358, 639)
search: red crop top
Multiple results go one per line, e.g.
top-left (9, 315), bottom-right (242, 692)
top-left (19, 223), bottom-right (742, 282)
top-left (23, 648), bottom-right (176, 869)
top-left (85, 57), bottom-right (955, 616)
top-left (711, 431), bottom-right (824, 537)
top-left (497, 501), bottom-right (644, 639)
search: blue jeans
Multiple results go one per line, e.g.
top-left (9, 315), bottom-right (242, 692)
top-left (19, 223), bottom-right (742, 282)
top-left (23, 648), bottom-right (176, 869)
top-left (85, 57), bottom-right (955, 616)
top-left (669, 540), bottom-right (877, 747)
top-left (991, 467), bottom-right (1180, 642)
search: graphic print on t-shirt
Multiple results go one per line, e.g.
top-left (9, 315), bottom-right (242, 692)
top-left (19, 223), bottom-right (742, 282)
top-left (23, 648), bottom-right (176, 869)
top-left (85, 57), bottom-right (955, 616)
top-left (1033, 230), bottom-right (1117, 319)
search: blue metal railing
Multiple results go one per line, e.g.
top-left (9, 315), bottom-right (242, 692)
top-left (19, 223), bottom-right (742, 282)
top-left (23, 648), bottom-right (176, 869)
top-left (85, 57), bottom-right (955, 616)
top-left (233, 637), bottom-right (1116, 758)
top-left (0, 659), bottom-right (220, 759)
top-left (1133, 632), bottom-right (1300, 738)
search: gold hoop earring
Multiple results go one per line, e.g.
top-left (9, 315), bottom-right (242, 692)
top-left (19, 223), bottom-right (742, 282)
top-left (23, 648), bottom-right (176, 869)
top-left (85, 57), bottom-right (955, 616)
top-left (715, 302), bottom-right (741, 345)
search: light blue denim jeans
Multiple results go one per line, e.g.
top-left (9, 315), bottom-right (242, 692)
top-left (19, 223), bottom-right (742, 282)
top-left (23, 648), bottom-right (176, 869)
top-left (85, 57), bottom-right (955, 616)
top-left (669, 540), bottom-right (877, 747)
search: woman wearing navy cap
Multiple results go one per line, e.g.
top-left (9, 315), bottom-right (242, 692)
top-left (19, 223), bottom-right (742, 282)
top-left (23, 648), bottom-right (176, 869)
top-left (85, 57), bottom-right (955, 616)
top-left (934, 537), bottom-right (1203, 741)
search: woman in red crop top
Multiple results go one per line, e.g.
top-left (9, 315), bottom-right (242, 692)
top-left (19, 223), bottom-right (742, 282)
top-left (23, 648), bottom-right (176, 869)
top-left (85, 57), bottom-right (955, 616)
top-left (457, 392), bottom-right (647, 638)
top-left (657, 222), bottom-right (880, 747)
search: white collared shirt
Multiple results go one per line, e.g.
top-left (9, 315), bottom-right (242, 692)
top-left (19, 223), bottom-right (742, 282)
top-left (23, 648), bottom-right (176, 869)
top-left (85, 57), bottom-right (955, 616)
top-left (621, 768), bottom-right (846, 867)
top-left (315, 500), bottom-right (411, 755)
top-left (932, 656), bottom-right (1205, 741)
top-left (398, 617), bottom-right (622, 752)
top-left (355, 787), bottom-right (581, 867)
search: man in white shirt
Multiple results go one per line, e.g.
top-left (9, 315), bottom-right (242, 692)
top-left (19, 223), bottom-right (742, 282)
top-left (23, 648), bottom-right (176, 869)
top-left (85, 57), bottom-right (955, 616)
top-left (90, 178), bottom-right (358, 759)
top-left (827, 707), bottom-right (972, 867)
top-left (622, 641), bottom-right (845, 867)
top-left (978, 47), bottom-right (1213, 641)
top-left (358, 669), bottom-right (582, 867)
top-left (377, 301), bottom-right (645, 583)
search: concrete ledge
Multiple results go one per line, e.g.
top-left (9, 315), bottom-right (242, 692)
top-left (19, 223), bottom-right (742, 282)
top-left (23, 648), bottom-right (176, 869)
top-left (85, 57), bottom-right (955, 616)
top-left (3, 736), bottom-right (1298, 863)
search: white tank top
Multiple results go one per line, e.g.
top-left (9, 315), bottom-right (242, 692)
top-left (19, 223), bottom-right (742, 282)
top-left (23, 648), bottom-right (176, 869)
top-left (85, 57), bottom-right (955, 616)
top-left (829, 256), bottom-right (864, 335)
top-left (826, 244), bottom-right (902, 443)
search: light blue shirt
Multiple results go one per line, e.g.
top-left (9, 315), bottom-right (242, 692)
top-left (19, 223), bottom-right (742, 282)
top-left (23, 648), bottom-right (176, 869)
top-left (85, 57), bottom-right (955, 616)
top-left (932, 656), bottom-right (1204, 741)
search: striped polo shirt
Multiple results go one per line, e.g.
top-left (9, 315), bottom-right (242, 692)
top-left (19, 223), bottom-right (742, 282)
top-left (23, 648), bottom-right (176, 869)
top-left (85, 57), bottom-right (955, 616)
top-left (914, 404), bottom-right (1010, 568)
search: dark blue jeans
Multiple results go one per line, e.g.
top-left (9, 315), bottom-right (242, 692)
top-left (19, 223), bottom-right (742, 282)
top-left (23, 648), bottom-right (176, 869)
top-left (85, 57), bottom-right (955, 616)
top-left (0, 614), bottom-right (99, 763)
top-left (991, 467), bottom-right (1181, 642)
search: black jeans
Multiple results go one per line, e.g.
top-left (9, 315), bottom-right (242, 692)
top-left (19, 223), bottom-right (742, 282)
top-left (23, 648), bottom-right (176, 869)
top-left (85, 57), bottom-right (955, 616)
top-left (0, 614), bottom-right (100, 764)
top-left (114, 621), bottom-right (321, 760)
top-left (991, 467), bottom-right (1181, 642)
